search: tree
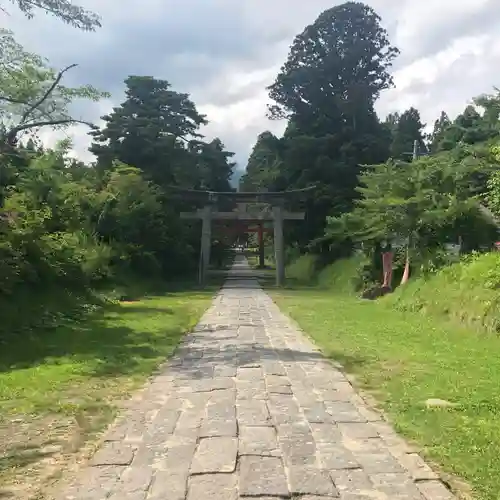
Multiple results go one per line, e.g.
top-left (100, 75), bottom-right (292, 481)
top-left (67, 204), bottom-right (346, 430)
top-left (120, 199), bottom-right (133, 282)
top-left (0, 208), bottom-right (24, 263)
top-left (191, 138), bottom-right (235, 192)
top-left (438, 105), bottom-right (498, 150)
top-left (90, 76), bottom-right (207, 188)
top-left (429, 111), bottom-right (451, 153)
top-left (474, 89), bottom-right (500, 127)
top-left (389, 107), bottom-right (426, 160)
top-left (240, 131), bottom-right (282, 192)
top-left (384, 112), bottom-right (400, 133)
top-left (267, 1), bottom-right (399, 128)
top-left (327, 145), bottom-right (497, 284)
top-left (0, 29), bottom-right (108, 151)
top-left (7, 0), bottom-right (101, 31)
top-left (94, 162), bottom-right (194, 276)
top-left (261, 2), bottom-right (397, 249)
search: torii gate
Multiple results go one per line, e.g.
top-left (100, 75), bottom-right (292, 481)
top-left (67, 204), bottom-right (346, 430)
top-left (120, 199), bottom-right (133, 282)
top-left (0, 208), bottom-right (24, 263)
top-left (173, 187), bottom-right (314, 287)
top-left (213, 220), bottom-right (273, 268)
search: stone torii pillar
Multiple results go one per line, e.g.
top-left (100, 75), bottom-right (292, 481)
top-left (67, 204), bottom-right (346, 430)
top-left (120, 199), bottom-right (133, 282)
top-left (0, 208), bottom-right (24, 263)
top-left (199, 205), bottom-right (212, 285)
top-left (272, 204), bottom-right (285, 286)
top-left (270, 204), bottom-right (304, 286)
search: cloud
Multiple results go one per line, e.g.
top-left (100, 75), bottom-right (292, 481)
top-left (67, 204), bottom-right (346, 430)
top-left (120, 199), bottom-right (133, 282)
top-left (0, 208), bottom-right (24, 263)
top-left (3, 0), bottom-right (500, 168)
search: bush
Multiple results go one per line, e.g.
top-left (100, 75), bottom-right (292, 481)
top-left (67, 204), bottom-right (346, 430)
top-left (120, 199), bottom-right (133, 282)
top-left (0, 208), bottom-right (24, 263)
top-left (0, 150), bottom-right (201, 338)
top-left (317, 252), bottom-right (371, 294)
top-left (285, 254), bottom-right (319, 285)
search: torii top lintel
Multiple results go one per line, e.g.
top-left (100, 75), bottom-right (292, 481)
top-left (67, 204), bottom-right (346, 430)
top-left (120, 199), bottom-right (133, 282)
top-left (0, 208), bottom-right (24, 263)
top-left (167, 185), bottom-right (316, 204)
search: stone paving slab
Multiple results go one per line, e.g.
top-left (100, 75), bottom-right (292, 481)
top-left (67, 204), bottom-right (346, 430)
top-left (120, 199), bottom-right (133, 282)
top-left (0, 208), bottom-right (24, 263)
top-left (56, 257), bottom-right (456, 500)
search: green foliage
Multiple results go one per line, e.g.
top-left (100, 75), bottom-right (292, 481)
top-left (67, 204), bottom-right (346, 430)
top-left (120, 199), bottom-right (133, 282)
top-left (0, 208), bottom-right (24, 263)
top-left (433, 95), bottom-right (500, 152)
top-left (285, 254), bottom-right (319, 285)
top-left (267, 2), bottom-right (398, 122)
top-left (285, 252), bottom-right (371, 294)
top-left (240, 131), bottom-right (282, 191)
top-left (388, 107), bottom-right (426, 160)
top-left (90, 75), bottom-right (233, 193)
top-left (486, 145), bottom-right (500, 217)
top-left (243, 2), bottom-right (396, 249)
top-left (327, 145), bottom-right (498, 262)
top-left (9, 0), bottom-right (101, 31)
top-left (0, 146), bottom-right (108, 293)
top-left (428, 111), bottom-right (451, 153)
top-left (385, 252), bottom-right (500, 333)
top-left (0, 41), bottom-right (238, 339)
top-left (0, 29), bottom-right (109, 149)
top-left (316, 253), bottom-right (370, 294)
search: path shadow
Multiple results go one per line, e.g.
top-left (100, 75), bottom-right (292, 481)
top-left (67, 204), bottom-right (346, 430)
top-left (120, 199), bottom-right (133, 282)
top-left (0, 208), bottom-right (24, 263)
top-left (166, 330), bottom-right (368, 382)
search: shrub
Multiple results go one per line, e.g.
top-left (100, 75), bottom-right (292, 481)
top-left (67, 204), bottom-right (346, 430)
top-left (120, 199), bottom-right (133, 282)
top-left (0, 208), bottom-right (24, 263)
top-left (285, 254), bottom-right (319, 285)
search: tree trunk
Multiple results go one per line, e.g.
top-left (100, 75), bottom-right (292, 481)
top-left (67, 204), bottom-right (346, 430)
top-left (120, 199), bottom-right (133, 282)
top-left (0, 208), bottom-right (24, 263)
top-left (381, 251), bottom-right (393, 289)
top-left (400, 241), bottom-right (411, 285)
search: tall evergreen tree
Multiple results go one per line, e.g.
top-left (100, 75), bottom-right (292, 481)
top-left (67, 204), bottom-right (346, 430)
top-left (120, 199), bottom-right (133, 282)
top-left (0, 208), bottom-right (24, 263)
top-left (389, 107), bottom-right (426, 160)
top-left (429, 111), bottom-right (451, 153)
top-left (267, 1), bottom-right (399, 128)
top-left (191, 138), bottom-right (235, 192)
top-left (240, 131), bottom-right (282, 192)
top-left (90, 76), bottom-right (208, 189)
top-left (263, 2), bottom-right (397, 248)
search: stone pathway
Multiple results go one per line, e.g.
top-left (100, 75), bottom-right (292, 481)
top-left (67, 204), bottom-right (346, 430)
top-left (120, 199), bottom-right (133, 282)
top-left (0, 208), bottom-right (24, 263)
top-left (58, 257), bottom-right (455, 500)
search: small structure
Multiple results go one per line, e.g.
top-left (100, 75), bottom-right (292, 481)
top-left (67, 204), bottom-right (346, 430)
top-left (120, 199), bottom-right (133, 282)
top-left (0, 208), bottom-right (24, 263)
top-left (173, 187), bottom-right (313, 286)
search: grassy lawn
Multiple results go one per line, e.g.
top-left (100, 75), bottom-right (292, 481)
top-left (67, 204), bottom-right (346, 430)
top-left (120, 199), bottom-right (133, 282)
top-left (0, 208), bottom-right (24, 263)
top-left (271, 288), bottom-right (500, 500)
top-left (0, 283), bottom-right (217, 498)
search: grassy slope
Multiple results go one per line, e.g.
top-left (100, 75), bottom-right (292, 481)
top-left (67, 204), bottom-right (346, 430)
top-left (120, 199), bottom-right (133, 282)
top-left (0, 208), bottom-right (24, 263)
top-left (0, 282), bottom-right (217, 497)
top-left (386, 252), bottom-right (500, 333)
top-left (269, 253), bottom-right (500, 500)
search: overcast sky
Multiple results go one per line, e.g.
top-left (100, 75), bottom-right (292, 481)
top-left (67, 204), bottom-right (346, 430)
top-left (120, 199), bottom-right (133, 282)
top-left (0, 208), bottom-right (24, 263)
top-left (3, 0), bottom-right (500, 169)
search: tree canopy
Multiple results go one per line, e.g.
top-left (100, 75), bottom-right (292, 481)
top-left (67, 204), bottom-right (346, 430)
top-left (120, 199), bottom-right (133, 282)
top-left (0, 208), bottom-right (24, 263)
top-left (267, 1), bottom-right (399, 126)
top-left (8, 0), bottom-right (101, 30)
top-left (3, 0), bottom-right (500, 313)
top-left (244, 1), bottom-right (397, 249)
top-left (0, 29), bottom-right (108, 151)
top-left (90, 76), bottom-right (233, 192)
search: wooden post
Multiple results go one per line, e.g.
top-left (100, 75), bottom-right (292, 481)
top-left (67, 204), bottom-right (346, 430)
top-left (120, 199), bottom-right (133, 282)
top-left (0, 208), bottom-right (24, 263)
top-left (273, 205), bottom-right (285, 287)
top-left (258, 223), bottom-right (265, 269)
top-left (200, 205), bottom-right (212, 286)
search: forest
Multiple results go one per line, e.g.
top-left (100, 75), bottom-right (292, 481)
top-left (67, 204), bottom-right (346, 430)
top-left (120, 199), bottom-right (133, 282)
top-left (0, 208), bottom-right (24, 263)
top-left (0, 7), bottom-right (239, 337)
top-left (241, 2), bottom-right (500, 292)
top-left (2, 1), bottom-right (500, 499)
top-left (3, 0), bottom-right (500, 318)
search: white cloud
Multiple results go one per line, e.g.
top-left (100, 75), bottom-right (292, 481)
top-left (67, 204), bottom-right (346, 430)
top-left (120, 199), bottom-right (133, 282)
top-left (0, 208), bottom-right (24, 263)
top-left (3, 0), bottom-right (500, 168)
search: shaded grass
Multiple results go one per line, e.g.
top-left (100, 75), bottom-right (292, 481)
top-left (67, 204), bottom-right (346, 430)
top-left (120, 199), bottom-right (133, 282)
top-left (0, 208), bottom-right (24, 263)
top-left (271, 288), bottom-right (500, 500)
top-left (0, 279), bottom-right (219, 496)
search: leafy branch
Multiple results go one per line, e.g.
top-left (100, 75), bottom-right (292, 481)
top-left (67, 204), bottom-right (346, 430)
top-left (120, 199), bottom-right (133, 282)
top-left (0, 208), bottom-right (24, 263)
top-left (6, 0), bottom-right (101, 31)
top-left (0, 29), bottom-right (108, 149)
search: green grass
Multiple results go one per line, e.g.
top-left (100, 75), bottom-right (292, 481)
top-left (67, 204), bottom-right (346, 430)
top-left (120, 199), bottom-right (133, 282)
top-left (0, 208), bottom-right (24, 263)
top-left (271, 288), bottom-right (500, 500)
top-left (0, 281), bottom-right (217, 496)
top-left (386, 252), bottom-right (500, 333)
